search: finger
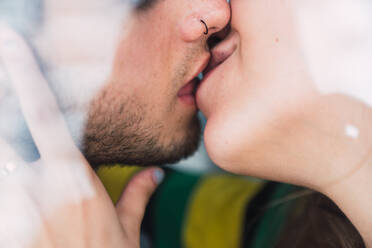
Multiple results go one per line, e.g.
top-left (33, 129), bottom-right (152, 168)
top-left (116, 168), bottom-right (164, 237)
top-left (0, 24), bottom-right (79, 162)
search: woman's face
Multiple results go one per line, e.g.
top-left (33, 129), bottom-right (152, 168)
top-left (196, 0), bottom-right (372, 188)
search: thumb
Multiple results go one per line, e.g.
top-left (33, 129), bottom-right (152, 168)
top-left (116, 167), bottom-right (164, 237)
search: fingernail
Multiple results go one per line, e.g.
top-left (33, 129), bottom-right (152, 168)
top-left (153, 169), bottom-right (164, 185)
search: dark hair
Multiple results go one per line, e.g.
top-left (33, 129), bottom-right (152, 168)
top-left (276, 192), bottom-right (365, 248)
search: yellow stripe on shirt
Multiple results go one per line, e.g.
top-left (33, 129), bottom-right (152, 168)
top-left (97, 165), bottom-right (143, 204)
top-left (183, 174), bottom-right (264, 248)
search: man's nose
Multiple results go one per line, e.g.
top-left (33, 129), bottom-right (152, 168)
top-left (180, 0), bottom-right (231, 42)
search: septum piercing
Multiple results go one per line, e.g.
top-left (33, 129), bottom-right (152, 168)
top-left (200, 20), bottom-right (209, 35)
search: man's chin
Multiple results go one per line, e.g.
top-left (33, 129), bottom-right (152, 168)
top-left (83, 117), bottom-right (201, 169)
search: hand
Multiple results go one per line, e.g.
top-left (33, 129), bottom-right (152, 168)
top-left (0, 0), bottom-right (133, 145)
top-left (0, 25), bottom-right (163, 248)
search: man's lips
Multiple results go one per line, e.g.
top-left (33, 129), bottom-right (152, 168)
top-left (178, 78), bottom-right (198, 97)
top-left (177, 55), bottom-right (211, 98)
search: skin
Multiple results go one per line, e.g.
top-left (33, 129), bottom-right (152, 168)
top-left (27, 0), bottom-right (231, 167)
top-left (197, 0), bottom-right (372, 245)
top-left (0, 25), bottom-right (161, 248)
top-left (0, 0), bottom-right (231, 246)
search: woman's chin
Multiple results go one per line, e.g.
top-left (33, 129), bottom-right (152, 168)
top-left (202, 113), bottom-right (311, 187)
top-left (203, 114), bottom-right (250, 175)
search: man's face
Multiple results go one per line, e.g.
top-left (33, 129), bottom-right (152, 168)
top-left (81, 0), bottom-right (231, 166)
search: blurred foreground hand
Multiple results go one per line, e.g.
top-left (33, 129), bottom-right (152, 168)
top-left (0, 25), bottom-right (163, 248)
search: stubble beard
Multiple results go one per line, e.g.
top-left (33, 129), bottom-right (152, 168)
top-left (82, 45), bottom-right (207, 169)
top-left (82, 86), bottom-right (201, 169)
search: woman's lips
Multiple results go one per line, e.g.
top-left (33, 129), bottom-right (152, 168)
top-left (195, 31), bottom-right (239, 112)
top-left (197, 31), bottom-right (238, 90)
